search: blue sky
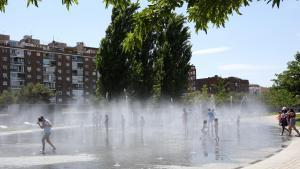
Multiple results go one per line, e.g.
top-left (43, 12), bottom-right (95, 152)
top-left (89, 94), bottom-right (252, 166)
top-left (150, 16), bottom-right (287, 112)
top-left (0, 0), bottom-right (299, 87)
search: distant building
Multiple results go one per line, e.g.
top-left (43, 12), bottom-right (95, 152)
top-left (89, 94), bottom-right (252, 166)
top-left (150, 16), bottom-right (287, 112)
top-left (196, 75), bottom-right (249, 93)
top-left (0, 34), bottom-right (98, 103)
top-left (187, 65), bottom-right (196, 91)
top-left (249, 84), bottom-right (268, 95)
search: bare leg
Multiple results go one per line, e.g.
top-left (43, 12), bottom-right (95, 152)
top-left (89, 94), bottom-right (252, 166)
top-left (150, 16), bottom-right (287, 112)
top-left (292, 126), bottom-right (300, 136)
top-left (46, 138), bottom-right (56, 150)
top-left (42, 136), bottom-right (46, 152)
top-left (288, 126), bottom-right (292, 136)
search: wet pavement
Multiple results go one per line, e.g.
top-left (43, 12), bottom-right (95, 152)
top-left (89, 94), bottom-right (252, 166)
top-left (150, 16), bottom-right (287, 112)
top-left (0, 119), bottom-right (289, 169)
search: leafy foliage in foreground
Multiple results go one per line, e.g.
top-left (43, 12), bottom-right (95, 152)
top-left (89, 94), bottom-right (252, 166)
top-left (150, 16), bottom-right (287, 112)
top-left (0, 0), bottom-right (292, 51)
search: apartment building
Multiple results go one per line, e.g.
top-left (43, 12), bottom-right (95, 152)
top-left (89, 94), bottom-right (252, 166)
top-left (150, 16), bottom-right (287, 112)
top-left (187, 65), bottom-right (196, 91)
top-left (196, 75), bottom-right (249, 93)
top-left (0, 34), bottom-right (98, 103)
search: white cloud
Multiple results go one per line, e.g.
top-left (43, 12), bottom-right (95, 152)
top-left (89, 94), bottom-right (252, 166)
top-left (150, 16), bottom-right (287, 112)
top-left (192, 47), bottom-right (231, 56)
top-left (218, 64), bottom-right (280, 71)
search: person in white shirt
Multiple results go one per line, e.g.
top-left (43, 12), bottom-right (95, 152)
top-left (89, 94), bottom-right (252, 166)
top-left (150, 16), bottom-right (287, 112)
top-left (37, 116), bottom-right (56, 154)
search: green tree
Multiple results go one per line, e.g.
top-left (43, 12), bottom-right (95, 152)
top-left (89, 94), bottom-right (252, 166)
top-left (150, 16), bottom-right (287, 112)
top-left (128, 30), bottom-right (157, 100)
top-left (0, 90), bottom-right (16, 105)
top-left (212, 78), bottom-right (229, 105)
top-left (273, 52), bottom-right (300, 96)
top-left (263, 88), bottom-right (297, 109)
top-left (96, 3), bottom-right (138, 100)
top-left (159, 14), bottom-right (192, 100)
top-left (17, 83), bottom-right (54, 104)
top-left (183, 85), bottom-right (210, 103)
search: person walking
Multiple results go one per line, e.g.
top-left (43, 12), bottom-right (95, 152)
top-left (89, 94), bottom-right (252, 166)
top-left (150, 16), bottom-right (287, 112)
top-left (288, 109), bottom-right (300, 137)
top-left (37, 116), bottom-right (56, 154)
top-left (278, 110), bottom-right (289, 136)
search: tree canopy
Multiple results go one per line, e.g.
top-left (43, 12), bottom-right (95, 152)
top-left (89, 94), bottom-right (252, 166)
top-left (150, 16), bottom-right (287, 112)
top-left (262, 52), bottom-right (300, 109)
top-left (17, 83), bottom-right (54, 104)
top-left (96, 3), bottom-right (192, 101)
top-left (273, 52), bottom-right (300, 96)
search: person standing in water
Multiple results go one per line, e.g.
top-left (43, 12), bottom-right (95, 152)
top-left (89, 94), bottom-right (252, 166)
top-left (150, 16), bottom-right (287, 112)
top-left (182, 108), bottom-right (188, 136)
top-left (201, 120), bottom-right (208, 139)
top-left (214, 118), bottom-right (219, 141)
top-left (140, 116), bottom-right (145, 137)
top-left (288, 109), bottom-right (300, 137)
top-left (121, 114), bottom-right (125, 136)
top-left (104, 114), bottom-right (109, 136)
top-left (207, 109), bottom-right (215, 134)
top-left (37, 116), bottom-right (56, 154)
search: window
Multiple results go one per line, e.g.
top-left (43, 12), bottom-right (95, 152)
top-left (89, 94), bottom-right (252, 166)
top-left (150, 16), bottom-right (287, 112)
top-left (36, 52), bottom-right (40, 56)
top-left (92, 72), bottom-right (96, 76)
top-left (66, 77), bottom-right (70, 81)
top-left (2, 73), bottom-right (7, 78)
top-left (57, 62), bottom-right (62, 66)
top-left (27, 67), bottom-right (32, 72)
top-left (27, 51), bottom-right (31, 56)
top-left (58, 55), bottom-right (62, 59)
top-left (85, 58), bottom-right (89, 61)
top-left (37, 75), bottom-right (41, 79)
top-left (66, 56), bottom-right (70, 60)
top-left (58, 76), bottom-right (62, 80)
top-left (66, 91), bottom-right (70, 95)
top-left (58, 69), bottom-right (62, 74)
top-left (58, 91), bottom-right (62, 95)
top-left (2, 57), bottom-right (7, 61)
top-left (3, 81), bottom-right (7, 86)
top-left (27, 74), bottom-right (32, 78)
top-left (3, 65), bottom-right (7, 70)
top-left (66, 70), bottom-right (70, 74)
top-left (58, 98), bottom-right (62, 103)
top-left (37, 68), bottom-right (41, 72)
top-left (85, 65), bottom-right (89, 69)
top-left (66, 63), bottom-right (70, 67)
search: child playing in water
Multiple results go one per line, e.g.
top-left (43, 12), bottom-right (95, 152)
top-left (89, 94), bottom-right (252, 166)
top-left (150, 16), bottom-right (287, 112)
top-left (208, 109), bottom-right (215, 134)
top-left (37, 116), bottom-right (56, 154)
top-left (201, 120), bottom-right (208, 139)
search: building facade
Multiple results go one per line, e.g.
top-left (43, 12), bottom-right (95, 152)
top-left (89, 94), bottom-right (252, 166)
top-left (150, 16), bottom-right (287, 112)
top-left (249, 84), bottom-right (268, 95)
top-left (196, 75), bottom-right (249, 93)
top-left (188, 65), bottom-right (196, 91)
top-left (0, 34), bottom-right (98, 103)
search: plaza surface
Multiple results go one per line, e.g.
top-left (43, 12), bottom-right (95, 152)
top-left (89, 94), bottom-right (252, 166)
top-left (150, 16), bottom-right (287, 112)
top-left (0, 116), bottom-right (290, 169)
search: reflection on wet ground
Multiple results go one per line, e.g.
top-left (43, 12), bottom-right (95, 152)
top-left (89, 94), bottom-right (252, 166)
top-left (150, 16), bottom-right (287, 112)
top-left (0, 121), bottom-right (290, 169)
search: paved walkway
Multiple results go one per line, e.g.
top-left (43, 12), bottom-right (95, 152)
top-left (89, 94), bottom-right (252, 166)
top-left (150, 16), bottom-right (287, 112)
top-left (244, 115), bottom-right (300, 169)
top-left (243, 137), bottom-right (300, 169)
